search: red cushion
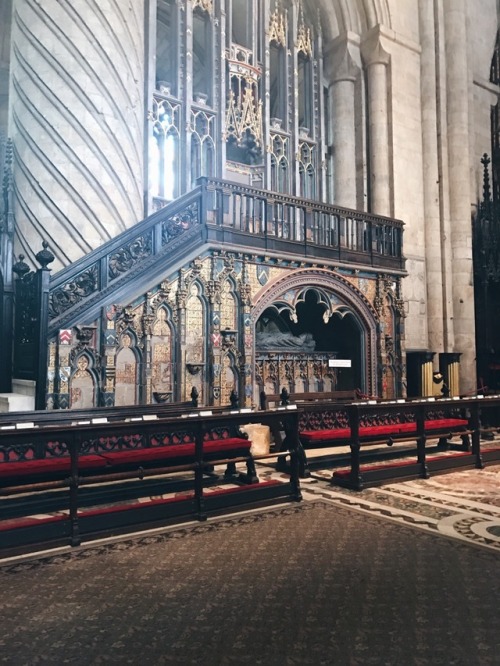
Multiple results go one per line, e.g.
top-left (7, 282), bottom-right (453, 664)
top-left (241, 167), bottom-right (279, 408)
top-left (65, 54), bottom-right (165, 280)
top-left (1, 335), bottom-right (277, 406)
top-left (204, 438), bottom-right (252, 454)
top-left (300, 429), bottom-right (351, 443)
top-left (359, 424), bottom-right (403, 437)
top-left (301, 424), bottom-right (402, 444)
top-left (0, 455), bottom-right (106, 479)
top-left (0, 513), bottom-right (67, 532)
top-left (99, 444), bottom-right (196, 464)
top-left (333, 451), bottom-right (473, 477)
top-left (424, 418), bottom-right (468, 431)
top-left (79, 494), bottom-right (195, 518)
top-left (398, 422), bottom-right (417, 433)
top-left (98, 438), bottom-right (252, 466)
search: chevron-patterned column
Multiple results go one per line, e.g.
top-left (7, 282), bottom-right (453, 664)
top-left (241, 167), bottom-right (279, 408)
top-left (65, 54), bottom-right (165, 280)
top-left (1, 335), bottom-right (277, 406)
top-left (10, 0), bottom-right (145, 270)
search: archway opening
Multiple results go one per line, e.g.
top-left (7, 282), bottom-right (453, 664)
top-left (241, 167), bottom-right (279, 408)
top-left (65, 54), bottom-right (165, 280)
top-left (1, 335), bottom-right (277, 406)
top-left (256, 289), bottom-right (363, 391)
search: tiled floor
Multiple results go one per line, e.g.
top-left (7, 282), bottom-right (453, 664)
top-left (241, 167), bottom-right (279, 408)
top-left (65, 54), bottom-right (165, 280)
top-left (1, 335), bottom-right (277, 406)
top-left (257, 460), bottom-right (500, 553)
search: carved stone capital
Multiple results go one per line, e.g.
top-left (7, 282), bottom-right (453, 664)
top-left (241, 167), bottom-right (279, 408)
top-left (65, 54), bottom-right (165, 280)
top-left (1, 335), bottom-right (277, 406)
top-left (324, 32), bottom-right (361, 83)
top-left (361, 26), bottom-right (391, 67)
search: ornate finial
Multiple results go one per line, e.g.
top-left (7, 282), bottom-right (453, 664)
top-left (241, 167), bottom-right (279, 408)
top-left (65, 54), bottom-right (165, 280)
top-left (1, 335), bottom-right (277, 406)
top-left (12, 254), bottom-right (30, 278)
top-left (296, 1), bottom-right (312, 57)
top-left (35, 240), bottom-right (55, 269)
top-left (192, 0), bottom-right (212, 14)
top-left (481, 153), bottom-right (492, 203)
top-left (269, 0), bottom-right (286, 47)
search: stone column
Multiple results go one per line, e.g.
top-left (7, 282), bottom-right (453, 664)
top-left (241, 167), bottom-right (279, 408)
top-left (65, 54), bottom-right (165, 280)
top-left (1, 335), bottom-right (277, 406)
top-left (361, 28), bottom-right (391, 217)
top-left (443, 0), bottom-right (476, 394)
top-left (418, 0), bottom-right (444, 359)
top-left (9, 0), bottom-right (145, 271)
top-left (325, 33), bottom-right (361, 209)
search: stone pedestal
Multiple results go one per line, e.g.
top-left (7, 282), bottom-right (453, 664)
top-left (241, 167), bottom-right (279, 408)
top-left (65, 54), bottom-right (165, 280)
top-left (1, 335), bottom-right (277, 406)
top-left (0, 392), bottom-right (35, 413)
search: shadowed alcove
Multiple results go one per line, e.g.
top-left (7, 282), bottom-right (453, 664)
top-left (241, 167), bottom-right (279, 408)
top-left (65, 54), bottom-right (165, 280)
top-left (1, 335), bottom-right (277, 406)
top-left (256, 289), bottom-right (363, 391)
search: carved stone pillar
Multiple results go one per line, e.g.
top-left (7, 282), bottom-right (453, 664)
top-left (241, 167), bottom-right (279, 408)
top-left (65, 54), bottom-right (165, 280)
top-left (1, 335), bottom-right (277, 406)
top-left (326, 33), bottom-right (361, 209)
top-left (419, 0), bottom-right (445, 357)
top-left (102, 306), bottom-right (117, 407)
top-left (56, 329), bottom-right (72, 410)
top-left (176, 275), bottom-right (188, 402)
top-left (239, 274), bottom-right (253, 407)
top-left (207, 277), bottom-right (222, 405)
top-left (142, 310), bottom-right (156, 405)
top-left (361, 28), bottom-right (391, 216)
top-left (444, 0), bottom-right (476, 394)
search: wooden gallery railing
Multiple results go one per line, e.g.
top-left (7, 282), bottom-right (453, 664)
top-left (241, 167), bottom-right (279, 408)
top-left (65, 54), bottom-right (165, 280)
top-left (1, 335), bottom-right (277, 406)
top-left (0, 408), bottom-right (302, 556)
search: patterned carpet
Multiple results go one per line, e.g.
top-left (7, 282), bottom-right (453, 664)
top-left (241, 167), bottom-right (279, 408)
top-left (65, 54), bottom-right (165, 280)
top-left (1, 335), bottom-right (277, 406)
top-left (1, 485), bottom-right (499, 665)
top-left (303, 463), bottom-right (500, 552)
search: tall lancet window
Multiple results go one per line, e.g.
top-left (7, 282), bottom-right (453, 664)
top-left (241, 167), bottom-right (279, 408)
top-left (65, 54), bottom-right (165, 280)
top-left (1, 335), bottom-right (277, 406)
top-left (151, 0), bottom-right (181, 204)
top-left (296, 5), bottom-right (315, 199)
top-left (190, 4), bottom-right (215, 188)
top-left (296, 6), bottom-right (313, 135)
top-left (192, 6), bottom-right (212, 105)
top-left (190, 109), bottom-right (215, 188)
top-left (156, 0), bottom-right (177, 96)
top-left (269, 1), bottom-right (288, 193)
top-left (149, 97), bottom-right (181, 202)
top-left (231, 0), bottom-right (253, 49)
top-left (269, 1), bottom-right (287, 127)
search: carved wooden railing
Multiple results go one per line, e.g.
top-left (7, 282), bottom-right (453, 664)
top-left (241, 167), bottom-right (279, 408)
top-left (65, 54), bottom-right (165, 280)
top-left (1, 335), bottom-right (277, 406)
top-left (201, 177), bottom-right (405, 271)
top-left (47, 177), bottom-right (405, 334)
top-left (47, 185), bottom-right (206, 335)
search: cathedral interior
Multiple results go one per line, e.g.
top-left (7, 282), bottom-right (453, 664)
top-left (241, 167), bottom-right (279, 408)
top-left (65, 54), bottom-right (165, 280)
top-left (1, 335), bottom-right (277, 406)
top-left (1, 0), bottom-right (498, 410)
top-left (0, 2), bottom-right (500, 662)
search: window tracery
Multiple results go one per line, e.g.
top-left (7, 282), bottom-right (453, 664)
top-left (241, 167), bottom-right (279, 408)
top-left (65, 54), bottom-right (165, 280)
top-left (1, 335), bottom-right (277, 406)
top-left (149, 96), bottom-right (181, 201)
top-left (150, 0), bottom-right (329, 204)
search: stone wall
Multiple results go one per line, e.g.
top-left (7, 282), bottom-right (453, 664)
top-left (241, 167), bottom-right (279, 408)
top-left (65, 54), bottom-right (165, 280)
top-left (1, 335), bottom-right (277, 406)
top-left (9, 0), bottom-right (145, 270)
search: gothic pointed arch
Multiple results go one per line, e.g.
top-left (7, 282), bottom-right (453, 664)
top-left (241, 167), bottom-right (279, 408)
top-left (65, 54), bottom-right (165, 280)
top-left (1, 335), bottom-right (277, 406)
top-left (115, 329), bottom-right (140, 406)
top-left (69, 351), bottom-right (99, 409)
top-left (315, 0), bottom-right (392, 42)
top-left (252, 268), bottom-right (379, 396)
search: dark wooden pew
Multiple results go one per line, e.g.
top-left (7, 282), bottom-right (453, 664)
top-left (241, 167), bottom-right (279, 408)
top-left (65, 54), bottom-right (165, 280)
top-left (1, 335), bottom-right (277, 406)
top-left (260, 390), bottom-right (500, 482)
top-left (0, 408), bottom-right (303, 556)
top-left (260, 388), bottom-right (359, 410)
top-left (0, 394), bottom-right (201, 429)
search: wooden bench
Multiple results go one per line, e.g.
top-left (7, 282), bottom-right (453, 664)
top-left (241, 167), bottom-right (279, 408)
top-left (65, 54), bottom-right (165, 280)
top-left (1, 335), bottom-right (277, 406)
top-left (304, 397), bottom-right (493, 488)
top-left (299, 417), bottom-right (470, 449)
top-left (0, 413), bottom-right (255, 488)
top-left (260, 389), bottom-right (359, 410)
top-left (0, 396), bottom-right (201, 430)
top-left (262, 391), bottom-right (478, 477)
top-left (0, 409), bottom-right (303, 555)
